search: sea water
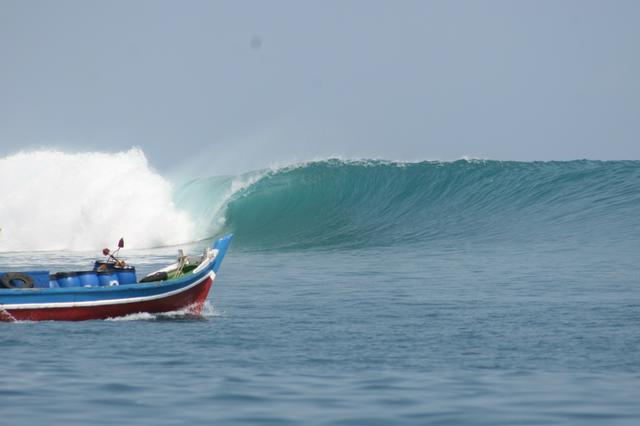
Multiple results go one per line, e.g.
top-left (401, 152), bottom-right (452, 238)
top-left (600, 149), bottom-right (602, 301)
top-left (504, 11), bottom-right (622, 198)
top-left (1, 153), bottom-right (639, 425)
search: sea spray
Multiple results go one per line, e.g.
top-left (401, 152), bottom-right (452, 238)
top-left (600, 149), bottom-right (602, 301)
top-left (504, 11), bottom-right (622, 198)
top-left (172, 170), bottom-right (267, 242)
top-left (0, 149), bottom-right (194, 252)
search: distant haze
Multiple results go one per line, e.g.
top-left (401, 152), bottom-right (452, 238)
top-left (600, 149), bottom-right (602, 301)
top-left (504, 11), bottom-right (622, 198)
top-left (1, 0), bottom-right (639, 174)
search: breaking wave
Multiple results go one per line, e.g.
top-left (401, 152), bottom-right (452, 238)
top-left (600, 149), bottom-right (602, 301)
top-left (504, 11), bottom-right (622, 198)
top-left (176, 159), bottom-right (640, 250)
top-left (1, 149), bottom-right (638, 252)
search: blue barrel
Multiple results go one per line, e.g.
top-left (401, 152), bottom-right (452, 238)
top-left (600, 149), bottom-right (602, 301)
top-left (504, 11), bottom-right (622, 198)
top-left (77, 271), bottom-right (100, 287)
top-left (115, 267), bottom-right (137, 285)
top-left (97, 271), bottom-right (119, 287)
top-left (48, 275), bottom-right (59, 288)
top-left (27, 271), bottom-right (51, 288)
top-left (55, 272), bottom-right (80, 288)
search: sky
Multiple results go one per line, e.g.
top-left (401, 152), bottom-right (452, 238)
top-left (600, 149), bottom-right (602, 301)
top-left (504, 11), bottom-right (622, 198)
top-left (1, 0), bottom-right (639, 174)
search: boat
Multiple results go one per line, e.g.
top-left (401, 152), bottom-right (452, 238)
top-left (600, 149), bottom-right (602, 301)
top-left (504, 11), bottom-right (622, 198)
top-left (0, 234), bottom-right (233, 322)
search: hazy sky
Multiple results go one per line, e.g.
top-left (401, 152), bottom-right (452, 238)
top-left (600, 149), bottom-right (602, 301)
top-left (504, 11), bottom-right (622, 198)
top-left (1, 0), bottom-right (639, 173)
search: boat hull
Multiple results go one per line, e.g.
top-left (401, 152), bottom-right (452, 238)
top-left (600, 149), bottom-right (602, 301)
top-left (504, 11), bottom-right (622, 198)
top-left (0, 234), bottom-right (233, 322)
top-left (1, 273), bottom-right (213, 322)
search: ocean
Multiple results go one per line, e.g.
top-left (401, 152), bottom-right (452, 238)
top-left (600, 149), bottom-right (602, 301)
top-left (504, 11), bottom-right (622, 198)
top-left (1, 155), bottom-right (639, 425)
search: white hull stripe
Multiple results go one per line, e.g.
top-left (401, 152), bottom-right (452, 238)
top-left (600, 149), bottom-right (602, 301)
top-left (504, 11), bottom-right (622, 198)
top-left (1, 272), bottom-right (215, 310)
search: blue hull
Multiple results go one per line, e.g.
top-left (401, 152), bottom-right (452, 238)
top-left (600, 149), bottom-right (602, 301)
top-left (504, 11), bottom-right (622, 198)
top-left (0, 234), bottom-right (233, 321)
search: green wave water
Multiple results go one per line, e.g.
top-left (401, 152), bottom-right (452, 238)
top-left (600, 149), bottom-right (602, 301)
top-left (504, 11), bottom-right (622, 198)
top-left (175, 159), bottom-right (640, 250)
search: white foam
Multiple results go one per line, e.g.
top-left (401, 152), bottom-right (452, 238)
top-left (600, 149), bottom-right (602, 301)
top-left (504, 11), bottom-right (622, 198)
top-left (0, 148), bottom-right (195, 252)
top-left (104, 301), bottom-right (222, 321)
top-left (105, 311), bottom-right (157, 321)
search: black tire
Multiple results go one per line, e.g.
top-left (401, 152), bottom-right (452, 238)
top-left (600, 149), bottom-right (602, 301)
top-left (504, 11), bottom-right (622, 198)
top-left (0, 272), bottom-right (35, 289)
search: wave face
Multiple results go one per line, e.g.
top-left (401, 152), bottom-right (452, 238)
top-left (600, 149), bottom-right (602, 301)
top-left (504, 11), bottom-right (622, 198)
top-left (176, 159), bottom-right (640, 250)
top-left (0, 149), bottom-right (193, 251)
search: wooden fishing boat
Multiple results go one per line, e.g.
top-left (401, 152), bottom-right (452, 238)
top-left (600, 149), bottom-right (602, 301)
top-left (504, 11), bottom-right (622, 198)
top-left (0, 234), bottom-right (233, 321)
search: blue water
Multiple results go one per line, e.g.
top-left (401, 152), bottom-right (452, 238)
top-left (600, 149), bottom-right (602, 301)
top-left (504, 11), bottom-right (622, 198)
top-left (2, 160), bottom-right (640, 425)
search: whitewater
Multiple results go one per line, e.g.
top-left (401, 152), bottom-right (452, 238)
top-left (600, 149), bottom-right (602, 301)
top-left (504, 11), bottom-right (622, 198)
top-left (0, 149), bottom-right (193, 251)
top-left (1, 148), bottom-right (640, 426)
